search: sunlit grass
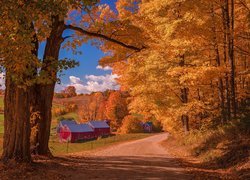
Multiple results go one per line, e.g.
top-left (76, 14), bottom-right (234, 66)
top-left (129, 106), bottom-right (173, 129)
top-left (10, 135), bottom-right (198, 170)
top-left (0, 96), bottom-right (153, 156)
top-left (0, 133), bottom-right (153, 155)
top-left (49, 133), bottom-right (152, 156)
top-left (0, 96), bottom-right (4, 109)
top-left (0, 114), bottom-right (4, 134)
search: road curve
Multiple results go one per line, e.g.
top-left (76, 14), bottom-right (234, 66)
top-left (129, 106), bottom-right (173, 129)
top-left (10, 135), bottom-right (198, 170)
top-left (65, 133), bottom-right (193, 180)
top-left (91, 133), bottom-right (169, 157)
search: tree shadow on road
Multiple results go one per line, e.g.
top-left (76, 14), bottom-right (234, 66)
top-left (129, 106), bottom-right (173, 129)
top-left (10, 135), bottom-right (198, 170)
top-left (0, 155), bottom-right (225, 179)
top-left (33, 155), bottom-right (223, 180)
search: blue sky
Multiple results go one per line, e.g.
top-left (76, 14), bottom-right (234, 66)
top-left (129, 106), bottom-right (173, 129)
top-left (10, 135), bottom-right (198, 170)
top-left (38, 0), bottom-right (119, 94)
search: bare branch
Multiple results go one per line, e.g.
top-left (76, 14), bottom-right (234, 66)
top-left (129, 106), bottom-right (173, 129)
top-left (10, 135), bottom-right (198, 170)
top-left (65, 24), bottom-right (146, 51)
top-left (63, 36), bottom-right (72, 40)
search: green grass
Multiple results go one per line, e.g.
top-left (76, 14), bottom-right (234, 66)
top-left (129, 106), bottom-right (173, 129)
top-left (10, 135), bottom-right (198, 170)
top-left (0, 133), bottom-right (153, 155)
top-left (0, 97), bottom-right (153, 156)
top-left (49, 133), bottom-right (152, 155)
top-left (0, 96), bottom-right (4, 109)
top-left (54, 112), bottom-right (79, 122)
top-left (0, 114), bottom-right (4, 134)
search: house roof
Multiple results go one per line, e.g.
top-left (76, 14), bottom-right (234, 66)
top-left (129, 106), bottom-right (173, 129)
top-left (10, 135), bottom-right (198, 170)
top-left (60, 120), bottom-right (77, 126)
top-left (67, 123), bottom-right (94, 133)
top-left (88, 120), bottom-right (110, 129)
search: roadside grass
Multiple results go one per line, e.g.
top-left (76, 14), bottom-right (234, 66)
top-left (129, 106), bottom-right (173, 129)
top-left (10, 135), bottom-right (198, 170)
top-left (49, 133), bottom-right (153, 156)
top-left (0, 97), bottom-right (153, 157)
top-left (53, 112), bottom-right (79, 122)
top-left (0, 131), bottom-right (153, 156)
top-left (170, 114), bottom-right (250, 169)
top-left (0, 114), bottom-right (4, 134)
top-left (0, 96), bottom-right (4, 109)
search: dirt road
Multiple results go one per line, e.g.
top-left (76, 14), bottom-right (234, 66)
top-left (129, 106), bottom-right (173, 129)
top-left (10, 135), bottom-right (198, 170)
top-left (60, 133), bottom-right (193, 180)
top-left (90, 133), bottom-right (169, 157)
top-left (2, 133), bottom-right (195, 180)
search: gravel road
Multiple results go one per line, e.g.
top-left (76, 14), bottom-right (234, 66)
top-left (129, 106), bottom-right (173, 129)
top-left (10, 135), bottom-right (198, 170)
top-left (62, 133), bottom-right (193, 180)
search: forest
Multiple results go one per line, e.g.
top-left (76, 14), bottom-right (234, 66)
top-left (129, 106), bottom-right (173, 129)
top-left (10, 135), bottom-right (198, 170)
top-left (0, 0), bottom-right (249, 179)
top-left (54, 87), bottom-right (162, 133)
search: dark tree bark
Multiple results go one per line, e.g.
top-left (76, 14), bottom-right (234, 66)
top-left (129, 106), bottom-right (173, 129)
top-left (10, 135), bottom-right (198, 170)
top-left (229, 0), bottom-right (237, 117)
top-left (211, 5), bottom-right (226, 123)
top-left (1, 73), bottom-right (31, 162)
top-left (2, 20), bottom-right (38, 162)
top-left (224, 0), bottom-right (237, 118)
top-left (34, 16), bottom-right (65, 155)
top-left (181, 88), bottom-right (189, 133)
top-left (31, 16), bottom-right (144, 156)
top-left (179, 55), bottom-right (189, 134)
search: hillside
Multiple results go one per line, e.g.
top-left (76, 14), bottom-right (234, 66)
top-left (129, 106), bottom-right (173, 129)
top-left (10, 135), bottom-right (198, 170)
top-left (53, 95), bottom-right (90, 107)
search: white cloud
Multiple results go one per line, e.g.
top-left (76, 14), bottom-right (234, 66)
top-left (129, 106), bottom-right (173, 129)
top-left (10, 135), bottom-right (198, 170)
top-left (96, 65), bottom-right (112, 71)
top-left (0, 72), bottom-right (119, 94)
top-left (69, 76), bottom-right (82, 84)
top-left (64, 73), bottom-right (120, 94)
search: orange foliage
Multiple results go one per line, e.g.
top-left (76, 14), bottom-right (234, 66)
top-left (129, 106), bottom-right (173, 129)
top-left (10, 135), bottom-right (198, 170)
top-left (120, 115), bottom-right (144, 134)
top-left (105, 91), bottom-right (129, 130)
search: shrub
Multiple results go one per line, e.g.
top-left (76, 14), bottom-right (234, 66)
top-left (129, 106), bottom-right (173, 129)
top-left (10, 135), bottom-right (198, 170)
top-left (65, 103), bottom-right (78, 112)
top-left (120, 115), bottom-right (144, 134)
top-left (53, 107), bottom-right (67, 116)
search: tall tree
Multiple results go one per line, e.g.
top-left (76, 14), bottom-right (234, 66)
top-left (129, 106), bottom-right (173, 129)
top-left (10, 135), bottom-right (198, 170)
top-left (1, 0), bottom-right (145, 159)
top-left (105, 91), bottom-right (128, 129)
top-left (105, 0), bottom-right (250, 134)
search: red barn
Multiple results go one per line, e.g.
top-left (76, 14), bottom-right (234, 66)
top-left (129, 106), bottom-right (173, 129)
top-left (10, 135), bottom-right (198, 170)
top-left (88, 120), bottom-right (110, 138)
top-left (58, 121), bottom-right (94, 143)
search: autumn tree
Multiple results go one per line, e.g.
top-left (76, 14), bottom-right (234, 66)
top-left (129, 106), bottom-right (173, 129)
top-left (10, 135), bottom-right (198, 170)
top-left (0, 0), bottom-right (144, 161)
top-left (30, 0), bottom-right (144, 155)
top-left (61, 86), bottom-right (77, 98)
top-left (120, 115), bottom-right (144, 134)
top-left (105, 91), bottom-right (129, 129)
top-left (103, 0), bottom-right (249, 135)
top-left (79, 92), bottom-right (106, 121)
top-left (0, 0), bottom-right (50, 162)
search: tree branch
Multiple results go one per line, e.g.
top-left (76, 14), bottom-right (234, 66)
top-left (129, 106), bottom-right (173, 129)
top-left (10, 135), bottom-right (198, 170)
top-left (65, 24), bottom-right (146, 51)
top-left (63, 35), bottom-right (72, 40)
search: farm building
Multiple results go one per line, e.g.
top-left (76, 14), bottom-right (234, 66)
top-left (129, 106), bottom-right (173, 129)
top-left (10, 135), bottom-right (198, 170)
top-left (58, 121), bottom-right (94, 143)
top-left (142, 122), bottom-right (153, 133)
top-left (88, 120), bottom-right (111, 138)
top-left (57, 119), bottom-right (77, 134)
top-left (59, 119), bottom-right (77, 126)
top-left (58, 120), bottom-right (111, 142)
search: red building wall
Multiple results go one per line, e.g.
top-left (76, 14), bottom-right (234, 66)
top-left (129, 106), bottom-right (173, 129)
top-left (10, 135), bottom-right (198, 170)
top-left (71, 131), bottom-right (95, 142)
top-left (93, 128), bottom-right (110, 138)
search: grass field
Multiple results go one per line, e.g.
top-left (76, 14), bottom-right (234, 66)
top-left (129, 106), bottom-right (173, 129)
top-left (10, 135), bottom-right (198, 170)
top-left (49, 133), bottom-right (152, 155)
top-left (0, 114), bottom-right (4, 134)
top-left (0, 133), bottom-right (153, 156)
top-left (0, 95), bottom-right (79, 134)
top-left (0, 96), bottom-right (4, 109)
top-left (0, 96), bottom-right (153, 156)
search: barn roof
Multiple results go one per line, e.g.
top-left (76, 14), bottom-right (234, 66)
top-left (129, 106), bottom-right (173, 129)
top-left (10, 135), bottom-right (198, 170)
top-left (88, 120), bottom-right (110, 129)
top-left (67, 123), bottom-right (94, 133)
top-left (60, 120), bottom-right (77, 126)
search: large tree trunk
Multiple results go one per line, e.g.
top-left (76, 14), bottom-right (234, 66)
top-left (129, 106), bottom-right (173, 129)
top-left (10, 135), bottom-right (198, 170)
top-left (229, 0), bottom-right (237, 117)
top-left (179, 55), bottom-right (189, 134)
top-left (35, 84), bottom-right (56, 155)
top-left (224, 0), bottom-right (237, 118)
top-left (181, 88), bottom-right (189, 134)
top-left (1, 73), bottom-right (31, 162)
top-left (31, 16), bottom-right (65, 155)
top-left (211, 5), bottom-right (226, 123)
